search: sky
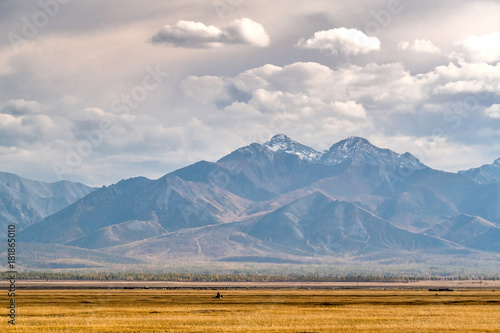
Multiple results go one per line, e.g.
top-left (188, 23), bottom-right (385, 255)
top-left (1, 0), bottom-right (500, 186)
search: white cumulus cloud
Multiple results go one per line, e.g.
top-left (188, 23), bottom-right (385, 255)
top-left (398, 39), bottom-right (441, 54)
top-left (485, 104), bottom-right (500, 118)
top-left (458, 32), bottom-right (500, 63)
top-left (151, 18), bottom-right (270, 48)
top-left (296, 27), bottom-right (380, 56)
top-left (225, 18), bottom-right (270, 47)
top-left (331, 101), bottom-right (367, 119)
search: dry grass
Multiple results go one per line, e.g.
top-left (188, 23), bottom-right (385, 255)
top-left (2, 289), bottom-right (500, 332)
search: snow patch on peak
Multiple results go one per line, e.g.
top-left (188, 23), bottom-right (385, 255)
top-left (264, 134), bottom-right (322, 162)
top-left (265, 134), bottom-right (293, 152)
top-left (344, 136), bottom-right (370, 145)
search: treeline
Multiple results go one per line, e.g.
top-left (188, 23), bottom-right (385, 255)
top-left (2, 271), bottom-right (500, 282)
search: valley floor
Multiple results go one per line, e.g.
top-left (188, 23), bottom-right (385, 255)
top-left (2, 287), bottom-right (500, 332)
top-left (3, 279), bottom-right (500, 290)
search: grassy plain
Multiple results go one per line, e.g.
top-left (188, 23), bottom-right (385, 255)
top-left (2, 288), bottom-right (500, 332)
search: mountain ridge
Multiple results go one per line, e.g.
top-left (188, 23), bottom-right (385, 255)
top-left (0, 171), bottom-right (96, 238)
top-left (14, 134), bottom-right (500, 268)
top-left (459, 158), bottom-right (500, 184)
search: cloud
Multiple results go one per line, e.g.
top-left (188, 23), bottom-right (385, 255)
top-left (0, 113), bottom-right (55, 148)
top-left (0, 99), bottom-right (58, 148)
top-left (331, 101), bottom-right (366, 119)
top-left (296, 27), bottom-right (380, 56)
top-left (458, 32), bottom-right (500, 63)
top-left (485, 104), bottom-right (500, 118)
top-left (1, 0), bottom-right (499, 186)
top-left (398, 39), bottom-right (441, 54)
top-left (372, 134), bottom-right (487, 172)
top-left (180, 76), bottom-right (230, 104)
top-left (151, 20), bottom-right (223, 48)
top-left (431, 61), bottom-right (500, 96)
top-left (225, 18), bottom-right (270, 47)
top-left (179, 61), bottom-right (379, 149)
top-left (433, 80), bottom-right (495, 94)
top-left (151, 18), bottom-right (270, 48)
top-left (71, 108), bottom-right (196, 158)
top-left (182, 60), bottom-right (431, 122)
top-left (1, 99), bottom-right (40, 116)
top-left (177, 56), bottom-right (500, 163)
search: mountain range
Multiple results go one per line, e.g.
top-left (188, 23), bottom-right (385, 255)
top-left (0, 172), bottom-right (95, 239)
top-left (10, 135), bottom-right (500, 268)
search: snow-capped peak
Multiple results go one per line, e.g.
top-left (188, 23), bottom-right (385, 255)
top-left (264, 134), bottom-right (323, 162)
top-left (320, 136), bottom-right (426, 170)
top-left (320, 136), bottom-right (377, 165)
top-left (222, 134), bottom-right (427, 170)
top-left (335, 136), bottom-right (372, 152)
top-left (265, 134), bottom-right (293, 151)
top-left (343, 136), bottom-right (371, 146)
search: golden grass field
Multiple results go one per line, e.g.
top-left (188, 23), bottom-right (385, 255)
top-left (3, 288), bottom-right (500, 332)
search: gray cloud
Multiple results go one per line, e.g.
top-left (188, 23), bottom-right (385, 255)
top-left (151, 18), bottom-right (270, 48)
top-left (0, 114), bottom-right (55, 147)
top-left (1, 99), bottom-right (40, 116)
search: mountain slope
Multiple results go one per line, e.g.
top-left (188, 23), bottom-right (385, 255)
top-left (0, 171), bottom-right (95, 238)
top-left (245, 192), bottom-right (461, 256)
top-left (66, 220), bottom-right (167, 249)
top-left (102, 191), bottom-right (463, 263)
top-left (459, 158), bottom-right (500, 184)
top-left (19, 175), bottom-right (252, 245)
top-left (427, 214), bottom-right (500, 252)
top-left (17, 242), bottom-right (142, 269)
top-left (376, 168), bottom-right (500, 230)
top-left (172, 160), bottom-right (276, 201)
